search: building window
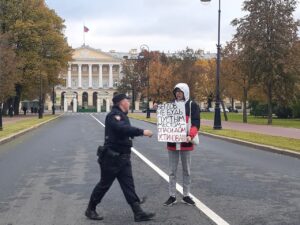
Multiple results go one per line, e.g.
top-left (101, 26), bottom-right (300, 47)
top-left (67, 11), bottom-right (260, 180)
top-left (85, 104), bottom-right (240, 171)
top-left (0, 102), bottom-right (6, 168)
top-left (93, 77), bottom-right (99, 88)
top-left (71, 78), bottom-right (77, 88)
top-left (93, 66), bottom-right (98, 72)
top-left (113, 66), bottom-right (118, 72)
top-left (72, 66), bottom-right (77, 72)
top-left (103, 81), bottom-right (108, 88)
top-left (82, 66), bottom-right (88, 72)
top-left (103, 66), bottom-right (108, 73)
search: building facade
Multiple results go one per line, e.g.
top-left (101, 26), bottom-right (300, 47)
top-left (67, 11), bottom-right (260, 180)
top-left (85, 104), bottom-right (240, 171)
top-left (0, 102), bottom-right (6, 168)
top-left (52, 45), bottom-right (123, 112)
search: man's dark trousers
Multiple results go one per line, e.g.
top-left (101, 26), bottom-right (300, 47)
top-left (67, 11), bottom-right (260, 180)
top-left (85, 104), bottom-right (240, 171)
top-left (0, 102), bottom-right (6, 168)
top-left (88, 154), bottom-right (140, 210)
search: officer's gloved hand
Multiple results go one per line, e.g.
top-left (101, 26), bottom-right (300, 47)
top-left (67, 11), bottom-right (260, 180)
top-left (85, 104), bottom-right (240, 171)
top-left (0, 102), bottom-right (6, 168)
top-left (143, 130), bottom-right (153, 138)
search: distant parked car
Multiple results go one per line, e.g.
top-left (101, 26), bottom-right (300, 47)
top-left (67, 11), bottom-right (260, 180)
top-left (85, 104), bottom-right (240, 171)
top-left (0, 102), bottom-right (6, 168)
top-left (200, 108), bottom-right (209, 112)
top-left (207, 107), bottom-right (229, 112)
top-left (221, 107), bottom-right (229, 113)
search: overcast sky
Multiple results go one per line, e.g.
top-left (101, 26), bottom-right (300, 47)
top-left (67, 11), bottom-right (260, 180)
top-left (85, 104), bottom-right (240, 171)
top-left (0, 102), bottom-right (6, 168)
top-left (45, 0), bottom-right (300, 53)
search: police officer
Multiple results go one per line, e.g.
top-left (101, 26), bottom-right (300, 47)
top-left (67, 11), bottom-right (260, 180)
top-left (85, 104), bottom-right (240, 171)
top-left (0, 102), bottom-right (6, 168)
top-left (85, 93), bottom-right (155, 222)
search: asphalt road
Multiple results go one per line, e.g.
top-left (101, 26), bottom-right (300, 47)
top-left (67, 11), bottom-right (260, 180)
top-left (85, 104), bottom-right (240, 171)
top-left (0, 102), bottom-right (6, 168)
top-left (0, 113), bottom-right (299, 225)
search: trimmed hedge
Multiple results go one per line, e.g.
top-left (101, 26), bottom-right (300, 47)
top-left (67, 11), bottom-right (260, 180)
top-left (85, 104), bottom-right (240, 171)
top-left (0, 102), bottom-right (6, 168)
top-left (77, 108), bottom-right (97, 113)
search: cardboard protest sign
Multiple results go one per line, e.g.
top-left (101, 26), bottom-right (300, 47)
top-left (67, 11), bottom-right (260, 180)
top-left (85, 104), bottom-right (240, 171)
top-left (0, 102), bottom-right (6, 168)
top-left (157, 102), bottom-right (187, 143)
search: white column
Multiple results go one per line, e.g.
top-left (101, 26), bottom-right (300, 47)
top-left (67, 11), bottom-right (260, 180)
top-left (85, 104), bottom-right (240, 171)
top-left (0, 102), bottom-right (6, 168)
top-left (73, 97), bottom-right (77, 112)
top-left (97, 95), bottom-right (102, 113)
top-left (135, 101), bottom-right (140, 111)
top-left (67, 64), bottom-right (71, 88)
top-left (109, 64), bottom-right (113, 88)
top-left (119, 64), bottom-right (123, 80)
top-left (98, 64), bottom-right (103, 88)
top-left (88, 64), bottom-right (92, 88)
top-left (78, 64), bottom-right (82, 88)
top-left (106, 98), bottom-right (110, 112)
top-left (64, 95), bottom-right (68, 112)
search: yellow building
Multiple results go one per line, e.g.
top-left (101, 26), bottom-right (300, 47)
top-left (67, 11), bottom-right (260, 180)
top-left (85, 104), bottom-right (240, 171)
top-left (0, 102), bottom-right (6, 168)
top-left (51, 45), bottom-right (123, 112)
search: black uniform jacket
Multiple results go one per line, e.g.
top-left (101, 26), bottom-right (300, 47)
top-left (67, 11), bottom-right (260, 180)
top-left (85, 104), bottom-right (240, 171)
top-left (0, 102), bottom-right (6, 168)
top-left (104, 105), bottom-right (144, 154)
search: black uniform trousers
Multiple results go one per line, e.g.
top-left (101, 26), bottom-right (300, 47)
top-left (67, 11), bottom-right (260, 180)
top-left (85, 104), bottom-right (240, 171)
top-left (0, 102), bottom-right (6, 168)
top-left (88, 153), bottom-right (140, 210)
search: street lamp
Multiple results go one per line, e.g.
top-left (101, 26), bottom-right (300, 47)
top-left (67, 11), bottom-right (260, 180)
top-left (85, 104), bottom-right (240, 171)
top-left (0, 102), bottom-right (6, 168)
top-left (200, 0), bottom-right (222, 129)
top-left (140, 44), bottom-right (151, 119)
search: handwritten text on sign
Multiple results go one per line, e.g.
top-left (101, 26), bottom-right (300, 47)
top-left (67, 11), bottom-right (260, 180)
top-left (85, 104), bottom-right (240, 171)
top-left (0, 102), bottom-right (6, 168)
top-left (157, 102), bottom-right (187, 142)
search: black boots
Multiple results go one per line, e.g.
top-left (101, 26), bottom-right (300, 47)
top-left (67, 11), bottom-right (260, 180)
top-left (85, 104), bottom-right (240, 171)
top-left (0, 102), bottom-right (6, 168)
top-left (85, 207), bottom-right (103, 220)
top-left (130, 202), bottom-right (155, 222)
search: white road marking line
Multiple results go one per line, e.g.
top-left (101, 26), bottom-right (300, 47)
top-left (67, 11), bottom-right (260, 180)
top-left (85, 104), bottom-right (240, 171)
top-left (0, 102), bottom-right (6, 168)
top-left (131, 148), bottom-right (230, 225)
top-left (90, 114), bottom-right (230, 225)
top-left (90, 114), bottom-right (105, 127)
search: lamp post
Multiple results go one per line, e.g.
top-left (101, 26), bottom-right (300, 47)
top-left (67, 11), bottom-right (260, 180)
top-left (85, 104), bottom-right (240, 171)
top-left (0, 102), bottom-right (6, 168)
top-left (140, 44), bottom-right (151, 119)
top-left (200, 0), bottom-right (222, 129)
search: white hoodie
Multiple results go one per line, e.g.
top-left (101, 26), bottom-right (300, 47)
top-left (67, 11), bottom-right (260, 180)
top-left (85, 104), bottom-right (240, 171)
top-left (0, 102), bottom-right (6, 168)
top-left (173, 83), bottom-right (190, 103)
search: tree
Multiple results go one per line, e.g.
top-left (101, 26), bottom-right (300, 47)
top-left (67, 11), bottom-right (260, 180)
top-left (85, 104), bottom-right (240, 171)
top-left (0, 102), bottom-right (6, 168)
top-left (194, 59), bottom-right (215, 107)
top-left (171, 48), bottom-right (205, 100)
top-left (0, 33), bottom-right (18, 129)
top-left (0, 0), bottom-right (72, 115)
top-left (148, 52), bottom-right (174, 102)
top-left (119, 58), bottom-right (140, 107)
top-left (222, 40), bottom-right (259, 123)
top-left (232, 0), bottom-right (300, 124)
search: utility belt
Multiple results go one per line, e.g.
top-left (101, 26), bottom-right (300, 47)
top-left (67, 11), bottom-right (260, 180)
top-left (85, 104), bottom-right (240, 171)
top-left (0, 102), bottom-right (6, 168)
top-left (97, 145), bottom-right (130, 162)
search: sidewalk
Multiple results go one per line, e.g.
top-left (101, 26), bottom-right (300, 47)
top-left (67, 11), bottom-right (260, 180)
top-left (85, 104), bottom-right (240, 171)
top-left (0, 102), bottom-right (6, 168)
top-left (202, 119), bottom-right (300, 139)
top-left (0, 112), bottom-right (63, 145)
top-left (131, 113), bottom-right (300, 140)
top-left (2, 111), bottom-right (63, 125)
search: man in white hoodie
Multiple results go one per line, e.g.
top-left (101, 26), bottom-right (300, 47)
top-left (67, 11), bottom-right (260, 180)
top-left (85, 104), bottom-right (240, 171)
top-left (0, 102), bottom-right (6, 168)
top-left (164, 83), bottom-right (200, 206)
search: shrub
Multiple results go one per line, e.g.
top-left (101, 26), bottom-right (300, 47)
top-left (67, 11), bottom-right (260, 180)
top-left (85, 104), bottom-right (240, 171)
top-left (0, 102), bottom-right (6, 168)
top-left (274, 105), bottom-right (293, 118)
top-left (291, 101), bottom-right (300, 118)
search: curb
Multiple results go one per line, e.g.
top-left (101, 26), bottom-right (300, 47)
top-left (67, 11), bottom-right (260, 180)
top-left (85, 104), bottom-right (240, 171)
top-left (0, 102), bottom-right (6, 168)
top-left (130, 117), bottom-right (300, 159)
top-left (200, 132), bottom-right (300, 159)
top-left (0, 113), bottom-right (64, 145)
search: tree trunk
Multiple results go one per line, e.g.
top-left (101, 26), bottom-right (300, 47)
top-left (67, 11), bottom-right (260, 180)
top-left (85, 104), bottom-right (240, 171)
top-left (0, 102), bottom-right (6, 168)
top-left (243, 87), bottom-right (248, 123)
top-left (13, 96), bottom-right (20, 115)
top-left (221, 101), bottom-right (228, 121)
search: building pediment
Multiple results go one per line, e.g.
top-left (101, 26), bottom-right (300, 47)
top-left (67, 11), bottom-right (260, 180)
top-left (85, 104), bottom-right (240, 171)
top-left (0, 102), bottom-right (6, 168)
top-left (72, 46), bottom-right (121, 63)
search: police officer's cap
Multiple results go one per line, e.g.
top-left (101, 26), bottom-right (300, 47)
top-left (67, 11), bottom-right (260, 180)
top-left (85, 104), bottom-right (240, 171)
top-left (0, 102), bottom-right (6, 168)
top-left (112, 93), bottom-right (130, 105)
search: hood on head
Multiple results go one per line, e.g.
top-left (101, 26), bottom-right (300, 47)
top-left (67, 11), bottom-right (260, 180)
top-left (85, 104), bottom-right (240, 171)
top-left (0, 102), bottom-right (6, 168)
top-left (173, 83), bottom-right (190, 102)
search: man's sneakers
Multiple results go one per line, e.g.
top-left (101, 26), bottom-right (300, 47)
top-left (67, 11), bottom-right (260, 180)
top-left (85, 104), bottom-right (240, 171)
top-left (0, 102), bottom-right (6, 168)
top-left (164, 196), bottom-right (195, 206)
top-left (182, 196), bottom-right (195, 206)
top-left (163, 196), bottom-right (177, 206)
top-left (85, 208), bottom-right (103, 220)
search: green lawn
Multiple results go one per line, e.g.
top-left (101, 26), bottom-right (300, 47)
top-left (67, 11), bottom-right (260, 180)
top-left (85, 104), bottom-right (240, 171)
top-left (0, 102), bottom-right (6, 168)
top-left (201, 125), bottom-right (300, 152)
top-left (201, 112), bottom-right (300, 129)
top-left (128, 113), bottom-right (300, 153)
top-left (0, 115), bottom-right (59, 140)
